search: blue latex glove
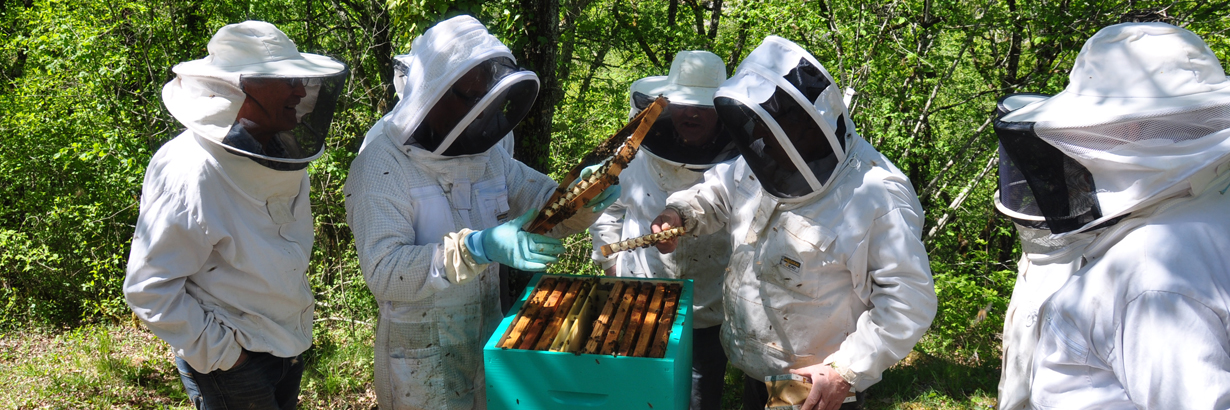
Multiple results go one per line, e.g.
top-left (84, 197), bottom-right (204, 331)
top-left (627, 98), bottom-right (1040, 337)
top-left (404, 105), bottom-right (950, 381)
top-left (574, 164), bottom-right (622, 212)
top-left (464, 209), bottom-right (565, 272)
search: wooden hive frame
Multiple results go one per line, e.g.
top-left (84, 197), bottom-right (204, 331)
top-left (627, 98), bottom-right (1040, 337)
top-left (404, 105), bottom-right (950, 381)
top-left (633, 283), bottom-right (667, 357)
top-left (649, 284), bottom-right (681, 358)
top-left (516, 279), bottom-right (571, 350)
top-left (498, 276), bottom-right (683, 358)
top-left (583, 281), bottom-right (625, 354)
top-left (498, 278), bottom-right (557, 349)
top-left (525, 97), bottom-right (668, 234)
top-left (600, 227), bottom-right (686, 257)
top-left (617, 283), bottom-right (655, 356)
top-left (535, 279), bottom-right (588, 350)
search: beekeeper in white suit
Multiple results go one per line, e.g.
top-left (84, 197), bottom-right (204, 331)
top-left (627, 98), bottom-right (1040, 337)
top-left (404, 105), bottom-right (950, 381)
top-left (124, 21), bottom-right (348, 409)
top-left (343, 15), bottom-right (619, 410)
top-left (651, 36), bottom-right (936, 410)
top-left (991, 93), bottom-right (1103, 410)
top-left (989, 22), bottom-right (1230, 409)
top-left (589, 50), bottom-right (739, 410)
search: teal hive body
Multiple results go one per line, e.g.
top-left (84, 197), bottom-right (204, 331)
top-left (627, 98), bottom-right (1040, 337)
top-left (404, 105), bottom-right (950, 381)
top-left (484, 274), bottom-right (694, 410)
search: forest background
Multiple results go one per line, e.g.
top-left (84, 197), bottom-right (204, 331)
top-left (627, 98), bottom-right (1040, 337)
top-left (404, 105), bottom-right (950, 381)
top-left (1, 0), bottom-right (1227, 408)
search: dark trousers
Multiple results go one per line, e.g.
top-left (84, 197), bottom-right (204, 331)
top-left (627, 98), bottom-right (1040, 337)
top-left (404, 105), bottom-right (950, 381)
top-left (175, 350), bottom-right (305, 410)
top-left (743, 374), bottom-right (864, 410)
top-left (692, 325), bottom-right (729, 410)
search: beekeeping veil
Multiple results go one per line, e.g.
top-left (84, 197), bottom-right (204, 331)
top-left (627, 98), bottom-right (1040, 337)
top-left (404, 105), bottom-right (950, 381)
top-left (163, 20), bottom-right (348, 171)
top-left (994, 22), bottom-right (1230, 235)
top-left (384, 15), bottom-right (539, 157)
top-left (628, 51), bottom-right (739, 167)
top-left (713, 36), bottom-right (856, 198)
top-left (993, 92), bottom-right (1105, 254)
top-left (993, 93), bottom-right (1056, 231)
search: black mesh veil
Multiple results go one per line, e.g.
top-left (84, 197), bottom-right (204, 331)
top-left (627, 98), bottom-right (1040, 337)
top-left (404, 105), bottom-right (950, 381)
top-left (713, 57), bottom-right (847, 198)
top-left (223, 69), bottom-right (348, 171)
top-left (412, 57), bottom-right (539, 156)
top-left (994, 94), bottom-right (1103, 234)
top-left (631, 92), bottom-right (740, 165)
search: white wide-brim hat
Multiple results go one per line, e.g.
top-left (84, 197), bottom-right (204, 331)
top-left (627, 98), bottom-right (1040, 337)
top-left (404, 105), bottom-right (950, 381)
top-left (1003, 22), bottom-right (1230, 128)
top-left (630, 50), bottom-right (726, 106)
top-left (172, 20), bottom-right (346, 79)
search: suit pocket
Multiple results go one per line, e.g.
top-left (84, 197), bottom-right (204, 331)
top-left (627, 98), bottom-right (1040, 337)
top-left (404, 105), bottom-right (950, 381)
top-left (409, 186), bottom-right (455, 245)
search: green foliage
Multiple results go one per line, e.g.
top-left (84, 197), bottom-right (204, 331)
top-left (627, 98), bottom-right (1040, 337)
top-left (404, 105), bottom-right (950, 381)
top-left (2, 0), bottom-right (1229, 406)
top-left (0, 0), bottom-right (157, 326)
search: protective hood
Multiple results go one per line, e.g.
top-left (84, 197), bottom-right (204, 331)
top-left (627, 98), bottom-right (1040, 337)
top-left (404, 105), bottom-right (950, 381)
top-left (993, 93), bottom-right (1070, 231)
top-left (162, 20), bottom-right (348, 171)
top-left (713, 35), bottom-right (855, 198)
top-left (629, 95), bottom-right (739, 167)
top-left (628, 50), bottom-right (738, 167)
top-left (384, 15), bottom-right (539, 157)
top-left (995, 23), bottom-right (1230, 234)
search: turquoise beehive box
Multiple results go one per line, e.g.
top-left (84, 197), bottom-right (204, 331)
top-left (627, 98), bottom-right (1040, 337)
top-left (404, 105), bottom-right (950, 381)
top-left (484, 273), bottom-right (694, 410)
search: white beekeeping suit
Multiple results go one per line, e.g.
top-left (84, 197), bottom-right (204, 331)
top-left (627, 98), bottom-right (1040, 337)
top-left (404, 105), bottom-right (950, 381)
top-left (653, 36), bottom-right (936, 407)
top-left (995, 221), bottom-right (1097, 410)
top-left (996, 223), bottom-right (1093, 410)
top-left (125, 20), bottom-right (347, 375)
top-left (344, 15), bottom-right (606, 410)
top-left (588, 50), bottom-right (739, 410)
top-left (992, 93), bottom-right (1100, 410)
top-left (990, 23), bottom-right (1230, 409)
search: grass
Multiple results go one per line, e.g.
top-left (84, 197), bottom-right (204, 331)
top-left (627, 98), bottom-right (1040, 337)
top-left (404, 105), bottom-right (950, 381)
top-left (0, 324), bottom-right (188, 409)
top-left (2, 320), bottom-right (999, 409)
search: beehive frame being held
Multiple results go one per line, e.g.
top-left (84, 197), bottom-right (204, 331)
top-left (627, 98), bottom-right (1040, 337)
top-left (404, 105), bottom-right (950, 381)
top-left (525, 96), bottom-right (669, 234)
top-left (599, 227), bottom-right (686, 257)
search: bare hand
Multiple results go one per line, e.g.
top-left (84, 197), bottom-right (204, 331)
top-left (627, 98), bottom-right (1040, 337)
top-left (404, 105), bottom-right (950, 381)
top-left (603, 266), bottom-right (616, 277)
top-left (650, 209), bottom-right (683, 253)
top-left (790, 363), bottom-right (852, 410)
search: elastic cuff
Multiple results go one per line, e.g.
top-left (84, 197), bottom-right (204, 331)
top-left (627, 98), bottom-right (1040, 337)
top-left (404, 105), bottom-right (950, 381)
top-left (825, 361), bottom-right (858, 387)
top-left (664, 204), bottom-right (693, 232)
top-left (464, 231), bottom-right (492, 265)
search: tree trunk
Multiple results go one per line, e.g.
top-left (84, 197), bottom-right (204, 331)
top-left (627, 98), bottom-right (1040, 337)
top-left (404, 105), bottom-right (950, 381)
top-left (706, 0), bottom-right (721, 41)
top-left (369, 3), bottom-right (395, 114)
top-left (513, 0), bottom-right (560, 174)
top-left (668, 0), bottom-right (678, 26)
top-left (688, 0), bottom-right (705, 36)
top-left (1003, 0), bottom-right (1022, 88)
